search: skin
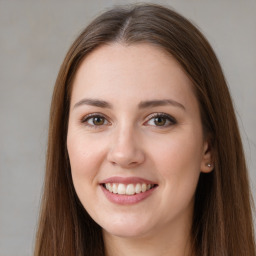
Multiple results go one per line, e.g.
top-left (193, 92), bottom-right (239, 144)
top-left (67, 43), bottom-right (213, 256)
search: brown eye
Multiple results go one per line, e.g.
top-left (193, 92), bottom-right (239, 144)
top-left (154, 116), bottom-right (167, 126)
top-left (145, 113), bottom-right (176, 127)
top-left (82, 114), bottom-right (109, 127)
top-left (92, 116), bottom-right (105, 125)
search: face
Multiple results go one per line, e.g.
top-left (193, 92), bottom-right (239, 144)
top-left (67, 43), bottom-right (212, 239)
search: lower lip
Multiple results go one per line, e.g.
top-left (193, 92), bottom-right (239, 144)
top-left (101, 185), bottom-right (157, 205)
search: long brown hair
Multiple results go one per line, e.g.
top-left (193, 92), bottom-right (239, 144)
top-left (34, 3), bottom-right (255, 256)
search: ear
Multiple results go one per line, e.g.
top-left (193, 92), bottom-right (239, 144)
top-left (200, 139), bottom-right (214, 173)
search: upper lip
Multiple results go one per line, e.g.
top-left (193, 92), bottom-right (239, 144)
top-left (100, 176), bottom-right (157, 185)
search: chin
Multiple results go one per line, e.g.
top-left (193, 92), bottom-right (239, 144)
top-left (101, 220), bottom-right (153, 238)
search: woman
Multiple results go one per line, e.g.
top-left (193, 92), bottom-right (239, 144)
top-left (34, 3), bottom-right (255, 256)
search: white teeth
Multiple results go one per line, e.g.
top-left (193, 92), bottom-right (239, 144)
top-left (112, 183), bottom-right (118, 194)
top-left (104, 183), bottom-right (154, 195)
top-left (117, 184), bottom-right (126, 194)
top-left (126, 184), bottom-right (135, 195)
top-left (135, 183), bottom-right (142, 194)
top-left (141, 183), bottom-right (147, 192)
top-left (107, 183), bottom-right (113, 192)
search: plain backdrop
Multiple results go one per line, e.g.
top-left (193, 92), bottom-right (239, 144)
top-left (0, 0), bottom-right (255, 255)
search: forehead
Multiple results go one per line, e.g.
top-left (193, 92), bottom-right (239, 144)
top-left (70, 43), bottom-right (197, 108)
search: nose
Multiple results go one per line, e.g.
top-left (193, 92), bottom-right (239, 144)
top-left (107, 126), bottom-right (145, 169)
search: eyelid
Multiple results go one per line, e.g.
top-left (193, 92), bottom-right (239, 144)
top-left (144, 112), bottom-right (177, 127)
top-left (81, 113), bottom-right (110, 127)
top-left (80, 112), bottom-right (176, 128)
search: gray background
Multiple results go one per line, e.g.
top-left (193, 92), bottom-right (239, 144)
top-left (0, 0), bottom-right (255, 255)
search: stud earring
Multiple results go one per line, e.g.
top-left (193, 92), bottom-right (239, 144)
top-left (207, 163), bottom-right (212, 167)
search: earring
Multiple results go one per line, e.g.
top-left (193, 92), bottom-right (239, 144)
top-left (207, 163), bottom-right (212, 167)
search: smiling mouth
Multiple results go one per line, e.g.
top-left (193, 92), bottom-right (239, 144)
top-left (102, 183), bottom-right (158, 195)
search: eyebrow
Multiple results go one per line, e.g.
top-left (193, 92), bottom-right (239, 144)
top-left (138, 99), bottom-right (185, 110)
top-left (73, 98), bottom-right (185, 111)
top-left (73, 98), bottom-right (112, 109)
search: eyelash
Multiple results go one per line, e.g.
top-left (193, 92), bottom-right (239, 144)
top-left (144, 113), bottom-right (177, 127)
top-left (81, 113), bottom-right (109, 129)
top-left (81, 112), bottom-right (177, 129)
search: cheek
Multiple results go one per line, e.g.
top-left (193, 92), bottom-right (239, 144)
top-left (152, 131), bottom-right (202, 165)
top-left (67, 132), bottom-right (106, 187)
top-left (67, 132), bottom-right (109, 219)
top-left (149, 131), bottom-right (203, 192)
top-left (148, 134), bottom-right (202, 220)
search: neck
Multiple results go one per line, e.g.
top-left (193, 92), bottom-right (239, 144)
top-left (103, 215), bottom-right (194, 256)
